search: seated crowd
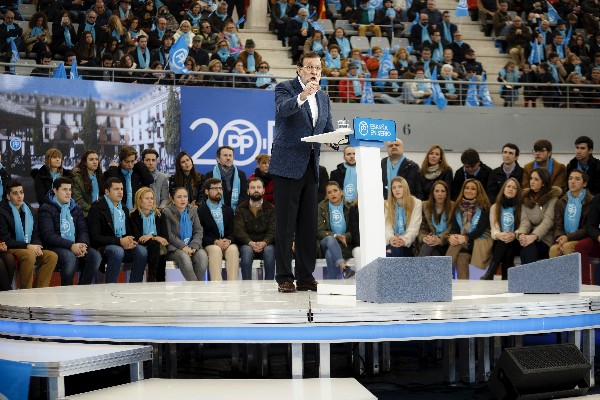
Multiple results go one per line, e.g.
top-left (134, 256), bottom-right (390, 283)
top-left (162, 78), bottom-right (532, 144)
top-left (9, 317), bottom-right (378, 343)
top-left (0, 135), bottom-right (599, 290)
top-left (1, 0), bottom-right (275, 88)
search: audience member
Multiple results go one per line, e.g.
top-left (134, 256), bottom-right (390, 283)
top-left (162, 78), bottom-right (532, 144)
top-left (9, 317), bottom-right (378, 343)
top-left (452, 148), bottom-right (492, 200)
top-left (575, 193), bottom-right (600, 284)
top-left (515, 168), bottom-right (561, 263)
top-left (0, 11), bottom-right (24, 57)
top-left (32, 148), bottom-right (73, 206)
top-left (221, 21), bottom-right (243, 53)
top-left (304, 30), bottom-right (328, 58)
top-left (350, 0), bottom-right (382, 37)
top-left (492, 0), bottom-right (512, 37)
top-left (71, 151), bottom-right (104, 217)
top-left (142, 149), bottom-right (169, 208)
top-left (506, 16), bottom-right (532, 67)
top-left (234, 177), bottom-right (276, 280)
top-left (188, 35), bottom-right (210, 68)
top-left (286, 8), bottom-right (313, 65)
top-left (519, 61), bottom-right (539, 107)
top-left (0, 154), bottom-right (12, 198)
top-left (446, 179), bottom-right (492, 279)
top-left (52, 11), bottom-right (78, 58)
top-left (270, 0), bottom-right (291, 44)
top-left (208, 2), bottom-right (232, 34)
top-left (418, 180), bottom-right (453, 256)
top-left (130, 34), bottom-right (151, 69)
top-left (169, 151), bottom-right (204, 206)
top-left (198, 178), bottom-right (239, 281)
top-left (409, 13), bottom-right (434, 52)
top-left (210, 38), bottom-right (236, 71)
top-left (248, 154), bottom-right (273, 204)
top-left (416, 144), bottom-right (453, 201)
top-left (148, 17), bottom-right (168, 50)
top-left (381, 139), bottom-right (419, 198)
top-left (439, 11), bottom-right (458, 44)
top-left (23, 12), bottom-right (52, 56)
top-left (0, 181), bottom-right (57, 289)
top-left (330, 146), bottom-right (358, 204)
top-left (318, 181), bottom-right (356, 278)
top-left (329, 28), bottom-right (352, 59)
top-left (385, 176), bottom-right (423, 257)
top-left (521, 139), bottom-right (567, 191)
top-left (38, 177), bottom-right (101, 286)
top-left (567, 136), bottom-right (599, 195)
top-left (203, 146), bottom-right (248, 211)
top-left (199, 21), bottom-right (219, 53)
top-left (78, 10), bottom-right (107, 52)
top-left (104, 145), bottom-right (153, 210)
top-left (498, 60), bottom-right (520, 107)
top-left (487, 143), bottom-right (524, 201)
top-left (0, 241), bottom-right (16, 291)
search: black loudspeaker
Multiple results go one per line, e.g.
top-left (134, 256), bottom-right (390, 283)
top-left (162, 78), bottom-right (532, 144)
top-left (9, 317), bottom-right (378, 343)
top-left (489, 344), bottom-right (591, 400)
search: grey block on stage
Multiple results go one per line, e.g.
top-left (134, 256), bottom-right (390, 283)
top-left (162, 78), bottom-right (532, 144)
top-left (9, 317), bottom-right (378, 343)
top-left (508, 253), bottom-right (581, 294)
top-left (355, 256), bottom-right (453, 303)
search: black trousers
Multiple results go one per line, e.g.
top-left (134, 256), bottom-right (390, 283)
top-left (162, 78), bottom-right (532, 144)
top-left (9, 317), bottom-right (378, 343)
top-left (491, 240), bottom-right (520, 279)
top-left (273, 154), bottom-right (318, 284)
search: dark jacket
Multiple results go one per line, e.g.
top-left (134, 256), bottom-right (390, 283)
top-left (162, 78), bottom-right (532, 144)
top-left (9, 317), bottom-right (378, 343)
top-left (38, 192), bottom-right (90, 249)
top-left (0, 166), bottom-right (11, 196)
top-left (567, 155), bottom-right (600, 196)
top-left (487, 163), bottom-right (525, 202)
top-left (203, 167), bottom-right (248, 209)
top-left (198, 201), bottom-right (235, 247)
top-left (349, 204), bottom-right (360, 247)
top-left (318, 165), bottom-right (330, 203)
top-left (168, 172), bottom-right (204, 205)
top-left (586, 195), bottom-right (600, 241)
top-left (451, 163), bottom-right (493, 201)
top-left (449, 206), bottom-right (491, 253)
top-left (0, 199), bottom-right (43, 249)
top-left (233, 200), bottom-right (276, 245)
top-left (330, 163), bottom-right (356, 196)
top-left (381, 157), bottom-right (419, 199)
top-left (553, 190), bottom-right (594, 241)
top-left (87, 196), bottom-right (134, 248)
top-left (317, 199), bottom-right (353, 259)
top-left (104, 162), bottom-right (154, 207)
top-left (129, 208), bottom-right (169, 241)
top-left (415, 167), bottom-right (453, 201)
top-left (32, 165), bottom-right (73, 206)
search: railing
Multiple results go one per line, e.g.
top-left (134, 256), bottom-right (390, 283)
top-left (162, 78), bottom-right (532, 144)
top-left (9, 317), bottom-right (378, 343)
top-left (2, 62), bottom-right (599, 109)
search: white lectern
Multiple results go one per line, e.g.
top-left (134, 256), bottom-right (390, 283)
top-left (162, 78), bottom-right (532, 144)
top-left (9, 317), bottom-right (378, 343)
top-left (302, 120), bottom-right (391, 270)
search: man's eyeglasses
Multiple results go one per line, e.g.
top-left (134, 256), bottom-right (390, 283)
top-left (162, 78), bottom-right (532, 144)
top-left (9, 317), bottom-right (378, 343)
top-left (301, 65), bottom-right (322, 72)
top-left (259, 65), bottom-right (269, 69)
top-left (209, 187), bottom-right (223, 191)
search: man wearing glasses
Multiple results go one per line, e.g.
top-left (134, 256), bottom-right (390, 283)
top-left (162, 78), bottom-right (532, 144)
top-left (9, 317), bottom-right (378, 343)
top-left (270, 51), bottom-right (335, 293)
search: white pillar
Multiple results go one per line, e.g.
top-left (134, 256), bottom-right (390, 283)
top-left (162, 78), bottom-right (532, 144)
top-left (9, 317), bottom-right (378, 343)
top-left (246, 0), bottom-right (268, 29)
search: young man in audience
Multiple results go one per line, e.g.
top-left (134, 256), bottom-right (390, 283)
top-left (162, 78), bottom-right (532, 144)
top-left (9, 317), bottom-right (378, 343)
top-left (142, 149), bottom-right (169, 208)
top-left (487, 143), bottom-right (524, 201)
top-left (203, 146), bottom-right (248, 211)
top-left (330, 146), bottom-right (358, 204)
top-left (381, 139), bottom-right (419, 198)
top-left (38, 177), bottom-right (101, 286)
top-left (567, 136), bottom-right (599, 195)
top-left (575, 193), bottom-right (600, 284)
top-left (198, 178), bottom-right (239, 281)
top-left (451, 148), bottom-right (492, 200)
top-left (88, 177), bottom-right (148, 283)
top-left (104, 145), bottom-right (154, 211)
top-left (0, 181), bottom-right (57, 289)
top-left (521, 139), bottom-right (567, 192)
top-left (234, 177), bottom-right (276, 280)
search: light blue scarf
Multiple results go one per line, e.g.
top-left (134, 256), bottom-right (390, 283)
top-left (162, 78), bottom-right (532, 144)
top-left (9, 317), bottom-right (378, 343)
top-left (31, 26), bottom-right (44, 37)
top-left (292, 15), bottom-right (309, 30)
top-left (456, 207), bottom-right (482, 234)
top-left (246, 54), bottom-right (256, 72)
top-left (142, 210), bottom-right (157, 235)
top-left (179, 206), bottom-right (192, 244)
top-left (84, 22), bottom-right (95, 42)
top-left (9, 202), bottom-right (34, 243)
top-left (137, 45), bottom-right (150, 68)
top-left (119, 8), bottom-right (129, 19)
top-left (385, 8), bottom-right (396, 19)
top-left (157, 28), bottom-right (165, 39)
top-left (50, 170), bottom-right (61, 182)
top-left (431, 211), bottom-right (447, 235)
top-left (555, 43), bottom-right (564, 59)
top-left (418, 22), bottom-right (431, 44)
top-left (90, 173), bottom-right (99, 201)
top-left (394, 203), bottom-right (407, 235)
top-left (228, 33), bottom-right (239, 49)
top-left (337, 37), bottom-right (351, 58)
top-left (255, 72), bottom-right (273, 88)
top-left (329, 201), bottom-right (346, 234)
top-left (312, 40), bottom-right (324, 53)
top-left (360, 4), bottom-right (375, 22)
top-left (534, 156), bottom-right (554, 176)
top-left (207, 200), bottom-right (224, 236)
top-left (500, 206), bottom-right (515, 232)
top-left (348, 73), bottom-right (362, 96)
top-left (564, 189), bottom-right (586, 234)
top-left (443, 76), bottom-right (455, 94)
top-left (343, 163), bottom-right (357, 202)
top-left (129, 29), bottom-right (139, 40)
top-left (104, 194), bottom-right (126, 237)
top-left (217, 48), bottom-right (230, 62)
top-left (120, 168), bottom-right (133, 210)
top-left (215, 10), bottom-right (227, 20)
top-left (549, 63), bottom-right (559, 83)
top-left (278, 1), bottom-right (288, 17)
top-left (187, 11), bottom-right (202, 26)
top-left (432, 42), bottom-right (443, 62)
top-left (64, 27), bottom-right (74, 47)
top-left (328, 55), bottom-right (341, 69)
top-left (212, 165), bottom-right (240, 211)
top-left (53, 196), bottom-right (75, 242)
top-left (442, 21), bottom-right (452, 43)
top-left (386, 156), bottom-right (404, 194)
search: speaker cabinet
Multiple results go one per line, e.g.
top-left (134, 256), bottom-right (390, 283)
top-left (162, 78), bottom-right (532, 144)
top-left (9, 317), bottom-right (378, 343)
top-left (489, 344), bottom-right (591, 400)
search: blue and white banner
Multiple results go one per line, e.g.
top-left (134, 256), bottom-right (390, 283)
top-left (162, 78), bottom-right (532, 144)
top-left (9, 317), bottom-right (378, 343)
top-left (180, 87), bottom-right (275, 176)
top-left (169, 36), bottom-right (190, 74)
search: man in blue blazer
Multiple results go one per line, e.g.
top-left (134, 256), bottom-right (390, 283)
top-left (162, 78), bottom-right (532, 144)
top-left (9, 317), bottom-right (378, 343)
top-left (270, 51), bottom-right (335, 293)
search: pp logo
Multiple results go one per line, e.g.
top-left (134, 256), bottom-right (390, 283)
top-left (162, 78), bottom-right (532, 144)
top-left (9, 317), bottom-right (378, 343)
top-left (472, 214), bottom-right (480, 226)
top-left (567, 203), bottom-right (577, 219)
top-left (502, 213), bottom-right (514, 227)
top-left (190, 118), bottom-right (263, 166)
top-left (172, 48), bottom-right (188, 71)
top-left (344, 184), bottom-right (355, 197)
top-left (232, 188), bottom-right (239, 199)
top-left (9, 137), bottom-right (21, 151)
top-left (212, 208), bottom-right (223, 221)
top-left (331, 209), bottom-right (343, 224)
top-left (357, 121), bottom-right (369, 137)
top-left (60, 218), bottom-right (71, 234)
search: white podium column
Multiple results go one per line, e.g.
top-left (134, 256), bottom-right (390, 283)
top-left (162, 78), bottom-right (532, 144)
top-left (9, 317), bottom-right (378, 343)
top-left (355, 146), bottom-right (386, 268)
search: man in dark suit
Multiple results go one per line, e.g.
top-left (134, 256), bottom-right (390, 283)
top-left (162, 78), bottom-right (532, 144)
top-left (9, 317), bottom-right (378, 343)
top-left (270, 51), bottom-right (334, 293)
top-left (381, 139), bottom-right (419, 198)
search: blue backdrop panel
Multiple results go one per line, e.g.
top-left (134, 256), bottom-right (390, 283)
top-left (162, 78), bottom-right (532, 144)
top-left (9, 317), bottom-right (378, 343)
top-left (0, 359), bottom-right (32, 400)
top-left (180, 87), bottom-right (275, 176)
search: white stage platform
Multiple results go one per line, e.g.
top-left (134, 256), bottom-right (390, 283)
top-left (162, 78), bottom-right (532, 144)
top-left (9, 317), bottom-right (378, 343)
top-left (1, 281), bottom-right (600, 382)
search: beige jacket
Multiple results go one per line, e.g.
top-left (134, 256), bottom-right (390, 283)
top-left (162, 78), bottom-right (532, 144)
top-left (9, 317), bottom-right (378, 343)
top-left (515, 186), bottom-right (562, 247)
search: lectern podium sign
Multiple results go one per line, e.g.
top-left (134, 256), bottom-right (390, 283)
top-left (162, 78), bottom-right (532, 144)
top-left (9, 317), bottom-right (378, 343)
top-left (351, 118), bottom-right (396, 143)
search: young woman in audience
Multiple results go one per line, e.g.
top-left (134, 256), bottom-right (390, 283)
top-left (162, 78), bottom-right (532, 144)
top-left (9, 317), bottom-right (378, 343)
top-left (415, 144), bottom-right (453, 201)
top-left (184, 1), bottom-right (203, 29)
top-left (515, 168), bottom-right (562, 264)
top-left (24, 12), bottom-right (52, 57)
top-left (105, 15), bottom-right (128, 50)
top-left (498, 60), bottom-right (520, 107)
top-left (180, 57), bottom-right (203, 86)
top-left (317, 181), bottom-right (356, 279)
top-left (446, 179), bottom-right (492, 279)
top-left (71, 150), bottom-right (104, 217)
top-left (101, 38), bottom-right (125, 63)
top-left (130, 187), bottom-right (169, 282)
top-left (0, 241), bottom-right (16, 291)
top-left (125, 17), bottom-right (145, 54)
top-left (163, 187), bottom-right (208, 281)
top-left (221, 21), bottom-right (243, 53)
top-left (231, 60), bottom-right (254, 88)
top-left (76, 31), bottom-right (99, 67)
top-left (32, 148), bottom-right (72, 206)
top-left (211, 39), bottom-right (236, 71)
top-left (115, 53), bottom-right (138, 83)
top-left (392, 46), bottom-right (413, 78)
top-left (418, 180), bottom-right (453, 257)
top-left (385, 176), bottom-right (423, 257)
top-left (304, 30), bottom-right (328, 58)
top-left (52, 11), bottom-right (78, 57)
top-left (151, 34), bottom-right (174, 69)
top-left (549, 169), bottom-right (592, 258)
top-left (169, 151), bottom-right (204, 206)
top-left (480, 177), bottom-right (522, 280)
top-left (248, 154), bottom-right (273, 204)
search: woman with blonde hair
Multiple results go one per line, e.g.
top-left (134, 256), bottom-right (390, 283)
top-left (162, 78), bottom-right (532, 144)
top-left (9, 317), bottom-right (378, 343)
top-left (32, 148), bottom-right (72, 205)
top-left (392, 46), bottom-right (413, 77)
top-left (130, 187), bottom-right (169, 281)
top-left (418, 180), bottom-right (453, 257)
top-left (105, 15), bottom-right (128, 49)
top-left (415, 144), bottom-right (453, 200)
top-left (446, 179), bottom-right (493, 279)
top-left (385, 176), bottom-right (423, 257)
top-left (173, 20), bottom-right (194, 48)
top-left (221, 21), bottom-right (243, 52)
top-left (480, 177), bottom-right (522, 280)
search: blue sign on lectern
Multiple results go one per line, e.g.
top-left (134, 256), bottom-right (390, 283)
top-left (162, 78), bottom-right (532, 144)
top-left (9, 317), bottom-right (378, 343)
top-left (349, 118), bottom-right (396, 147)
